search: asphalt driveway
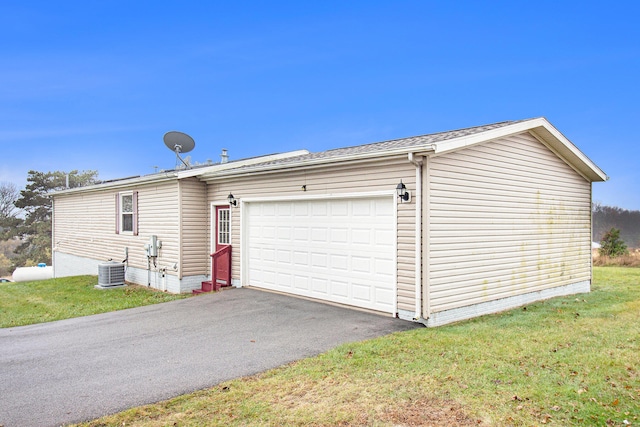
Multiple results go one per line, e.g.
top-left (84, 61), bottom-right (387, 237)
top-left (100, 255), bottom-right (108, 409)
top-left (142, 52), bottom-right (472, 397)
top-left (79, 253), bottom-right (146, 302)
top-left (0, 288), bottom-right (418, 427)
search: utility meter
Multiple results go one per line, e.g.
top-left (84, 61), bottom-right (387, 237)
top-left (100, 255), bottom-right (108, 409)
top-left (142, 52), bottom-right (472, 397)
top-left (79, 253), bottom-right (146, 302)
top-left (144, 235), bottom-right (161, 257)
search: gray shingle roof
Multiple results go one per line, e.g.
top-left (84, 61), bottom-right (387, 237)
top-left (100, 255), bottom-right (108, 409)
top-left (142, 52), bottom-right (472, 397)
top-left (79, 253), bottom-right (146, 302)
top-left (215, 119), bottom-right (527, 174)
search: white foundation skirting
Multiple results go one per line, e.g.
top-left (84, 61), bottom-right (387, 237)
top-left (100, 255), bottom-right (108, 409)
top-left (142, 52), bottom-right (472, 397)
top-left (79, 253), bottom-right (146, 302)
top-left (424, 281), bottom-right (591, 327)
top-left (53, 251), bottom-right (207, 294)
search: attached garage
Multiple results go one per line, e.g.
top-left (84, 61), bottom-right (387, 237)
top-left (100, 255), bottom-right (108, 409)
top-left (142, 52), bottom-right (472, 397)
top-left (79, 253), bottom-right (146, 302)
top-left (243, 195), bottom-right (396, 313)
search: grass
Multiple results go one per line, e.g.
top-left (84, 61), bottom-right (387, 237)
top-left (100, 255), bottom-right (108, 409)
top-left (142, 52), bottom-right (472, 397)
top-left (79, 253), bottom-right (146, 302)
top-left (72, 267), bottom-right (640, 427)
top-left (0, 276), bottom-right (190, 328)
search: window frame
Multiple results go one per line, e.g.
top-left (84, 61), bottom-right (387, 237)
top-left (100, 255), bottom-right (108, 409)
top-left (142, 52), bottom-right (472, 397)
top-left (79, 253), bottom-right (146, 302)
top-left (217, 207), bottom-right (231, 246)
top-left (116, 191), bottom-right (138, 235)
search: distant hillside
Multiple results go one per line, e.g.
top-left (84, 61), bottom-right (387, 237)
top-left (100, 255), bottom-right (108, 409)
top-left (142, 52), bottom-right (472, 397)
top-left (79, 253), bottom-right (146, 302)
top-left (593, 204), bottom-right (640, 248)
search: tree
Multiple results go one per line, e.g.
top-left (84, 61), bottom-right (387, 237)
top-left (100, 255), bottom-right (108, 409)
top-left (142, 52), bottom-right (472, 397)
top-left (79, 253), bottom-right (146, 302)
top-left (0, 182), bottom-right (21, 239)
top-left (12, 170), bottom-right (98, 266)
top-left (599, 227), bottom-right (628, 257)
top-left (592, 203), bottom-right (640, 248)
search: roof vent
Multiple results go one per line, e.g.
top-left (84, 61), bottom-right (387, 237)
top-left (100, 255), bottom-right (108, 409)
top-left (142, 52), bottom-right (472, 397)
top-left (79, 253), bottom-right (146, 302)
top-left (221, 149), bottom-right (229, 164)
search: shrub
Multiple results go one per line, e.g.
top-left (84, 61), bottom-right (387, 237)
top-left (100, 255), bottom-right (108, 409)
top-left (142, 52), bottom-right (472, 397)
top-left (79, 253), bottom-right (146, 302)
top-left (599, 227), bottom-right (628, 257)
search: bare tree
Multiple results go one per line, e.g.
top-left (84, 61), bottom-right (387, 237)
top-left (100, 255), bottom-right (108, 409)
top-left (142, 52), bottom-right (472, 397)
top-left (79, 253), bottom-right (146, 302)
top-left (0, 181), bottom-right (19, 222)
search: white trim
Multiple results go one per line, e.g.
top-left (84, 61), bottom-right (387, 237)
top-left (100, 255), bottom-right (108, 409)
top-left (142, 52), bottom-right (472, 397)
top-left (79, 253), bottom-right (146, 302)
top-left (204, 155), bottom-right (411, 182)
top-left (407, 153), bottom-right (423, 320)
top-left (430, 118), bottom-right (607, 182)
top-left (529, 130), bottom-right (590, 181)
top-left (240, 190), bottom-right (395, 204)
top-left (205, 118), bottom-right (606, 184)
top-left (179, 150), bottom-right (310, 179)
top-left (392, 193), bottom-right (398, 315)
top-left (118, 191), bottom-right (134, 234)
top-left (239, 198), bottom-right (246, 288)
top-left (217, 207), bottom-right (231, 246)
top-left (52, 119), bottom-right (606, 201)
top-left (423, 155), bottom-right (432, 319)
top-left (52, 150), bottom-right (310, 196)
top-left (54, 173), bottom-right (179, 195)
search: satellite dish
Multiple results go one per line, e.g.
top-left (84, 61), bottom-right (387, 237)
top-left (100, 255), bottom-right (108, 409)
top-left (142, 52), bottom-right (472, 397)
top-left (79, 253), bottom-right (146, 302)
top-left (163, 131), bottom-right (195, 169)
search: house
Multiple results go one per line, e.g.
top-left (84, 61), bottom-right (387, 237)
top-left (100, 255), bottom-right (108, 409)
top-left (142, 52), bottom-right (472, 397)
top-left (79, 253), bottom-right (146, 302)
top-left (52, 117), bottom-right (607, 326)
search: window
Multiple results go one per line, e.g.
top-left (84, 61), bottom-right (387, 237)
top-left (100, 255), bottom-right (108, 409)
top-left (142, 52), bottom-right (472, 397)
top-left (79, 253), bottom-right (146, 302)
top-left (218, 208), bottom-right (230, 245)
top-left (116, 191), bottom-right (138, 235)
top-left (121, 193), bottom-right (133, 232)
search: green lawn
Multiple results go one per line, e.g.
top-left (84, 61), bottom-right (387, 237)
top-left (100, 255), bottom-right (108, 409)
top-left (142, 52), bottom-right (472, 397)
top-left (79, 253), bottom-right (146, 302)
top-left (0, 276), bottom-right (190, 328)
top-left (73, 267), bottom-right (639, 427)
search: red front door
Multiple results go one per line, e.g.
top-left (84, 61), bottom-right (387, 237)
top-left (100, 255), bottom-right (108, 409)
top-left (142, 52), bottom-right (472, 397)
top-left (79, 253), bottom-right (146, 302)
top-left (213, 206), bottom-right (231, 286)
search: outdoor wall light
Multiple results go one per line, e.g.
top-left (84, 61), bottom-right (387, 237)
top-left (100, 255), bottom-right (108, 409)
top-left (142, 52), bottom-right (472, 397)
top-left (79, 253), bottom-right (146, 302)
top-left (396, 180), bottom-right (411, 203)
top-left (227, 192), bottom-right (238, 206)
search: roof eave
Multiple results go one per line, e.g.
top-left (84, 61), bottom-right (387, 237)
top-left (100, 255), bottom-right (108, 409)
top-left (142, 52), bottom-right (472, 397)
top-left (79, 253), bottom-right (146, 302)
top-left (430, 117), bottom-right (608, 182)
top-left (51, 172), bottom-right (179, 196)
top-left (528, 120), bottom-right (608, 182)
top-left (201, 146), bottom-right (437, 181)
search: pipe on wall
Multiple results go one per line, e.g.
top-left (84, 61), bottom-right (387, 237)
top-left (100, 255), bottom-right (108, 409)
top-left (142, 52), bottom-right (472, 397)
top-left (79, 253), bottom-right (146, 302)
top-left (407, 152), bottom-right (423, 320)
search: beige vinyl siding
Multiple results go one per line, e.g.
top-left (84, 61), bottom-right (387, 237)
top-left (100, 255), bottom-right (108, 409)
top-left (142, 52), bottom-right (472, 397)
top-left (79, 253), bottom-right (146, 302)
top-left (53, 181), bottom-right (181, 272)
top-left (205, 157), bottom-right (417, 312)
top-left (427, 132), bottom-right (592, 314)
top-left (178, 178), bottom-right (209, 278)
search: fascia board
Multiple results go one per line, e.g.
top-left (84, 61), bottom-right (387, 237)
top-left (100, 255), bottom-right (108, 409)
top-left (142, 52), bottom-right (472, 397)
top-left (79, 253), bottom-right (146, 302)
top-left (180, 149), bottom-right (311, 180)
top-left (429, 118), bottom-right (548, 154)
top-left (51, 172), bottom-right (179, 196)
top-left (528, 123), bottom-right (608, 182)
top-left (52, 150), bottom-right (311, 196)
top-left (431, 117), bottom-right (608, 182)
top-left (200, 149), bottom-right (433, 181)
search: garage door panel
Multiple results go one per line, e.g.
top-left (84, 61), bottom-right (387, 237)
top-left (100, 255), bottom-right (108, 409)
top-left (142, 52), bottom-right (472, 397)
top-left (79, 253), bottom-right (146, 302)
top-left (294, 275), bottom-right (309, 291)
top-left (311, 228), bottom-right (327, 242)
top-left (330, 254), bottom-right (348, 271)
top-left (332, 279), bottom-right (349, 298)
top-left (375, 257), bottom-right (395, 275)
top-left (331, 201), bottom-right (349, 216)
top-left (352, 282), bottom-right (372, 302)
top-left (246, 197), bottom-right (395, 313)
top-left (312, 278), bottom-right (328, 295)
top-left (352, 199), bottom-right (372, 215)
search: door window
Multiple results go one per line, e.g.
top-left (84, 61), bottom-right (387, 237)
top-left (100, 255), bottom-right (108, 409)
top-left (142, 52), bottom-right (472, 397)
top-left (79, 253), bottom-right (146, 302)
top-left (217, 208), bottom-right (230, 245)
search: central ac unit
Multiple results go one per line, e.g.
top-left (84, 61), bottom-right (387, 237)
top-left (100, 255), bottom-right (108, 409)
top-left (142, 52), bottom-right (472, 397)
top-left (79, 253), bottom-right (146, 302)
top-left (98, 262), bottom-right (125, 287)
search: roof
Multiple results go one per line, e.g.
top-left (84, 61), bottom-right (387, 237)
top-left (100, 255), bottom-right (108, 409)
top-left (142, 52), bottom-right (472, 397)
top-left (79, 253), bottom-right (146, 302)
top-left (52, 149), bottom-right (310, 195)
top-left (54, 117), bottom-right (607, 195)
top-left (198, 117), bottom-right (607, 182)
top-left (216, 120), bottom-right (523, 172)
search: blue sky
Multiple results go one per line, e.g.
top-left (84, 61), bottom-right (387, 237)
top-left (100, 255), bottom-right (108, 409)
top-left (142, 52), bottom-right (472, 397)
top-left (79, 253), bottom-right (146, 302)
top-left (1, 1), bottom-right (638, 209)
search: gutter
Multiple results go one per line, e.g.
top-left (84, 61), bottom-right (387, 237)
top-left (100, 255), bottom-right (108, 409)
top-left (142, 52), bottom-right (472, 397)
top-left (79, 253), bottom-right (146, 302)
top-left (51, 172), bottom-right (179, 196)
top-left (202, 147), bottom-right (437, 182)
top-left (407, 152), bottom-right (423, 321)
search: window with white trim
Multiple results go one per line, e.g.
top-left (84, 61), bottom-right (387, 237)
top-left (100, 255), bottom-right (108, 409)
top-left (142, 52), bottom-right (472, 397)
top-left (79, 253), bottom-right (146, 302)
top-left (218, 208), bottom-right (230, 245)
top-left (116, 191), bottom-right (138, 235)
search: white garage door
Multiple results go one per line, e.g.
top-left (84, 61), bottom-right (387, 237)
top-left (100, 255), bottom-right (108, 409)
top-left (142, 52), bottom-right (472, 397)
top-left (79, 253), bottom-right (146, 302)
top-left (245, 196), bottom-right (396, 313)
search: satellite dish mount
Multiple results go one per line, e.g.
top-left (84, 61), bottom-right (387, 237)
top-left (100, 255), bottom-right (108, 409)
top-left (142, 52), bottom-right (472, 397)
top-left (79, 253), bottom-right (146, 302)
top-left (163, 131), bottom-right (195, 169)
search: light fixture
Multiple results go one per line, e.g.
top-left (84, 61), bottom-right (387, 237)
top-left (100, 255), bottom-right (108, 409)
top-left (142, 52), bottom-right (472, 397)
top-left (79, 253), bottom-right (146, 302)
top-left (396, 180), bottom-right (411, 203)
top-left (227, 192), bottom-right (238, 206)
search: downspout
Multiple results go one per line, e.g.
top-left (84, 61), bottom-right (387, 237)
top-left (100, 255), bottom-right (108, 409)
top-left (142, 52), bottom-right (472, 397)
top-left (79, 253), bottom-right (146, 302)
top-left (407, 153), bottom-right (423, 320)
